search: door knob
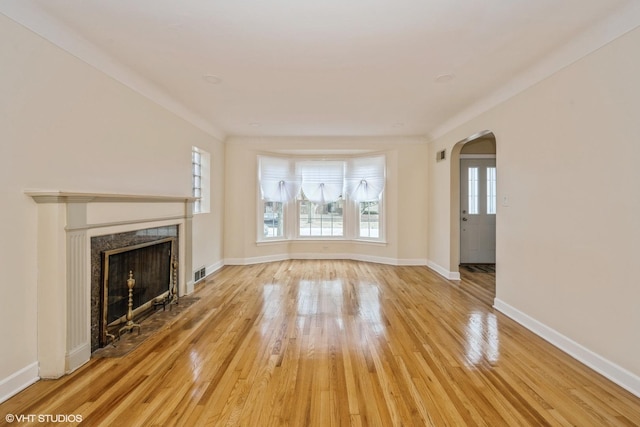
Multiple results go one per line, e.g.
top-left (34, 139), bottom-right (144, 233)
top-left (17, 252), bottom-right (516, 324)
top-left (462, 217), bottom-right (468, 221)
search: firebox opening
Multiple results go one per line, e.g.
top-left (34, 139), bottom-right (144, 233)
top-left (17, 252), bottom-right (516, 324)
top-left (100, 237), bottom-right (175, 347)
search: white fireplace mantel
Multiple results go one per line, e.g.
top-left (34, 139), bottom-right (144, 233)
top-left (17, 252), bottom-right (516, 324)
top-left (26, 190), bottom-right (197, 204)
top-left (26, 190), bottom-right (196, 379)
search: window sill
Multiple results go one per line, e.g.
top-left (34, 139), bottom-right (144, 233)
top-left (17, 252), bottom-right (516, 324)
top-left (256, 238), bottom-right (289, 246)
top-left (352, 238), bottom-right (387, 246)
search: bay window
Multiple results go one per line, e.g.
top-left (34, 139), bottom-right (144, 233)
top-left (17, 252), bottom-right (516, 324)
top-left (257, 154), bottom-right (385, 242)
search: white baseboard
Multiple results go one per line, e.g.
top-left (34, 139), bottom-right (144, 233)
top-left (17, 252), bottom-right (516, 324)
top-left (394, 258), bottom-right (429, 266)
top-left (225, 254), bottom-right (289, 265)
top-left (66, 343), bottom-right (90, 374)
top-left (292, 252), bottom-right (351, 261)
top-left (291, 252), bottom-right (400, 265)
top-left (225, 254), bottom-right (427, 267)
top-left (0, 362), bottom-right (39, 404)
top-left (206, 260), bottom-right (225, 275)
top-left (185, 280), bottom-right (195, 295)
top-left (494, 298), bottom-right (640, 398)
top-left (427, 259), bottom-right (461, 280)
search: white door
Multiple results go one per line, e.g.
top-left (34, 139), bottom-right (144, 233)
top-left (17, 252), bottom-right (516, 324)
top-left (460, 158), bottom-right (496, 264)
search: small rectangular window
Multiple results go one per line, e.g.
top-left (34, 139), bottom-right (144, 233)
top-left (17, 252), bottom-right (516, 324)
top-left (468, 167), bottom-right (479, 215)
top-left (192, 147), bottom-right (210, 214)
top-left (487, 167), bottom-right (497, 214)
top-left (359, 201), bottom-right (380, 238)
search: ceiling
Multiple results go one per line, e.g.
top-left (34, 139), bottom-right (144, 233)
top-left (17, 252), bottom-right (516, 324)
top-left (2, 0), bottom-right (638, 140)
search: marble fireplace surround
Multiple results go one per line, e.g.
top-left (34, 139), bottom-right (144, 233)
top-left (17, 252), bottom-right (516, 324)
top-left (26, 191), bottom-right (195, 379)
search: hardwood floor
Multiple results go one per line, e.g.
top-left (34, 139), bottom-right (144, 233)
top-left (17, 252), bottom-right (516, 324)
top-left (458, 264), bottom-right (496, 307)
top-left (2, 260), bottom-right (639, 426)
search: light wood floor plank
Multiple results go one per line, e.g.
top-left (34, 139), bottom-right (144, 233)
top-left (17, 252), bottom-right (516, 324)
top-left (1, 260), bottom-right (638, 426)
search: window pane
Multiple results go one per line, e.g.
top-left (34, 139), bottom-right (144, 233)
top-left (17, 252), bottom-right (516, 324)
top-left (468, 167), bottom-right (479, 215)
top-left (263, 201), bottom-right (284, 238)
top-left (359, 201), bottom-right (380, 238)
top-left (192, 146), bottom-right (209, 214)
top-left (192, 146), bottom-right (202, 214)
top-left (487, 167), bottom-right (497, 214)
top-left (299, 199), bottom-right (343, 237)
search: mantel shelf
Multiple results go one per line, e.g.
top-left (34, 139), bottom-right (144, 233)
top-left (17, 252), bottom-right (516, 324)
top-left (25, 190), bottom-right (197, 204)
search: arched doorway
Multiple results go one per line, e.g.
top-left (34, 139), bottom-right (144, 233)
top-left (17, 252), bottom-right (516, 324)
top-left (450, 131), bottom-right (497, 305)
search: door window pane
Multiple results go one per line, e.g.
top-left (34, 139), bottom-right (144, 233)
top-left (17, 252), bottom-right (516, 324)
top-left (468, 167), bottom-right (479, 214)
top-left (487, 167), bottom-right (497, 214)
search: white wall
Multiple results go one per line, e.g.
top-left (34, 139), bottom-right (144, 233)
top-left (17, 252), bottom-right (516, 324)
top-left (428, 26), bottom-right (640, 393)
top-left (0, 15), bottom-right (224, 401)
top-left (224, 137), bottom-right (428, 265)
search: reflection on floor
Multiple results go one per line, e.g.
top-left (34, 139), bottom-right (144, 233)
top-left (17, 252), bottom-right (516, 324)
top-left (3, 260), bottom-right (638, 426)
top-left (458, 264), bottom-right (496, 306)
top-left (460, 264), bottom-right (496, 274)
top-left (92, 296), bottom-right (200, 358)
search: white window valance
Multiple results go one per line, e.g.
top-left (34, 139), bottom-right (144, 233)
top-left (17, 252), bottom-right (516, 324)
top-left (258, 156), bottom-right (302, 202)
top-left (259, 155), bottom-right (386, 204)
top-left (297, 160), bottom-right (345, 204)
top-left (345, 155), bottom-right (386, 202)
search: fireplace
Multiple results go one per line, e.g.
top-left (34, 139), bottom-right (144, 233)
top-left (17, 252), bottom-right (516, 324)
top-left (27, 191), bottom-right (194, 378)
top-left (91, 226), bottom-right (178, 351)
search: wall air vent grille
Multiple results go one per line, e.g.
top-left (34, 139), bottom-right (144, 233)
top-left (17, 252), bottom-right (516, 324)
top-left (194, 267), bottom-right (206, 283)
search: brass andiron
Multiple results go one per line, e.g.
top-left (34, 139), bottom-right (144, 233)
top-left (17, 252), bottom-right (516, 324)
top-left (118, 271), bottom-right (141, 338)
top-left (169, 255), bottom-right (179, 309)
top-left (105, 331), bottom-right (117, 347)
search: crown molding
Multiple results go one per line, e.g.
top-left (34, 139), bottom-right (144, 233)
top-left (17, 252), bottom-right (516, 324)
top-left (1, 1), bottom-right (226, 142)
top-left (428, 1), bottom-right (640, 141)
